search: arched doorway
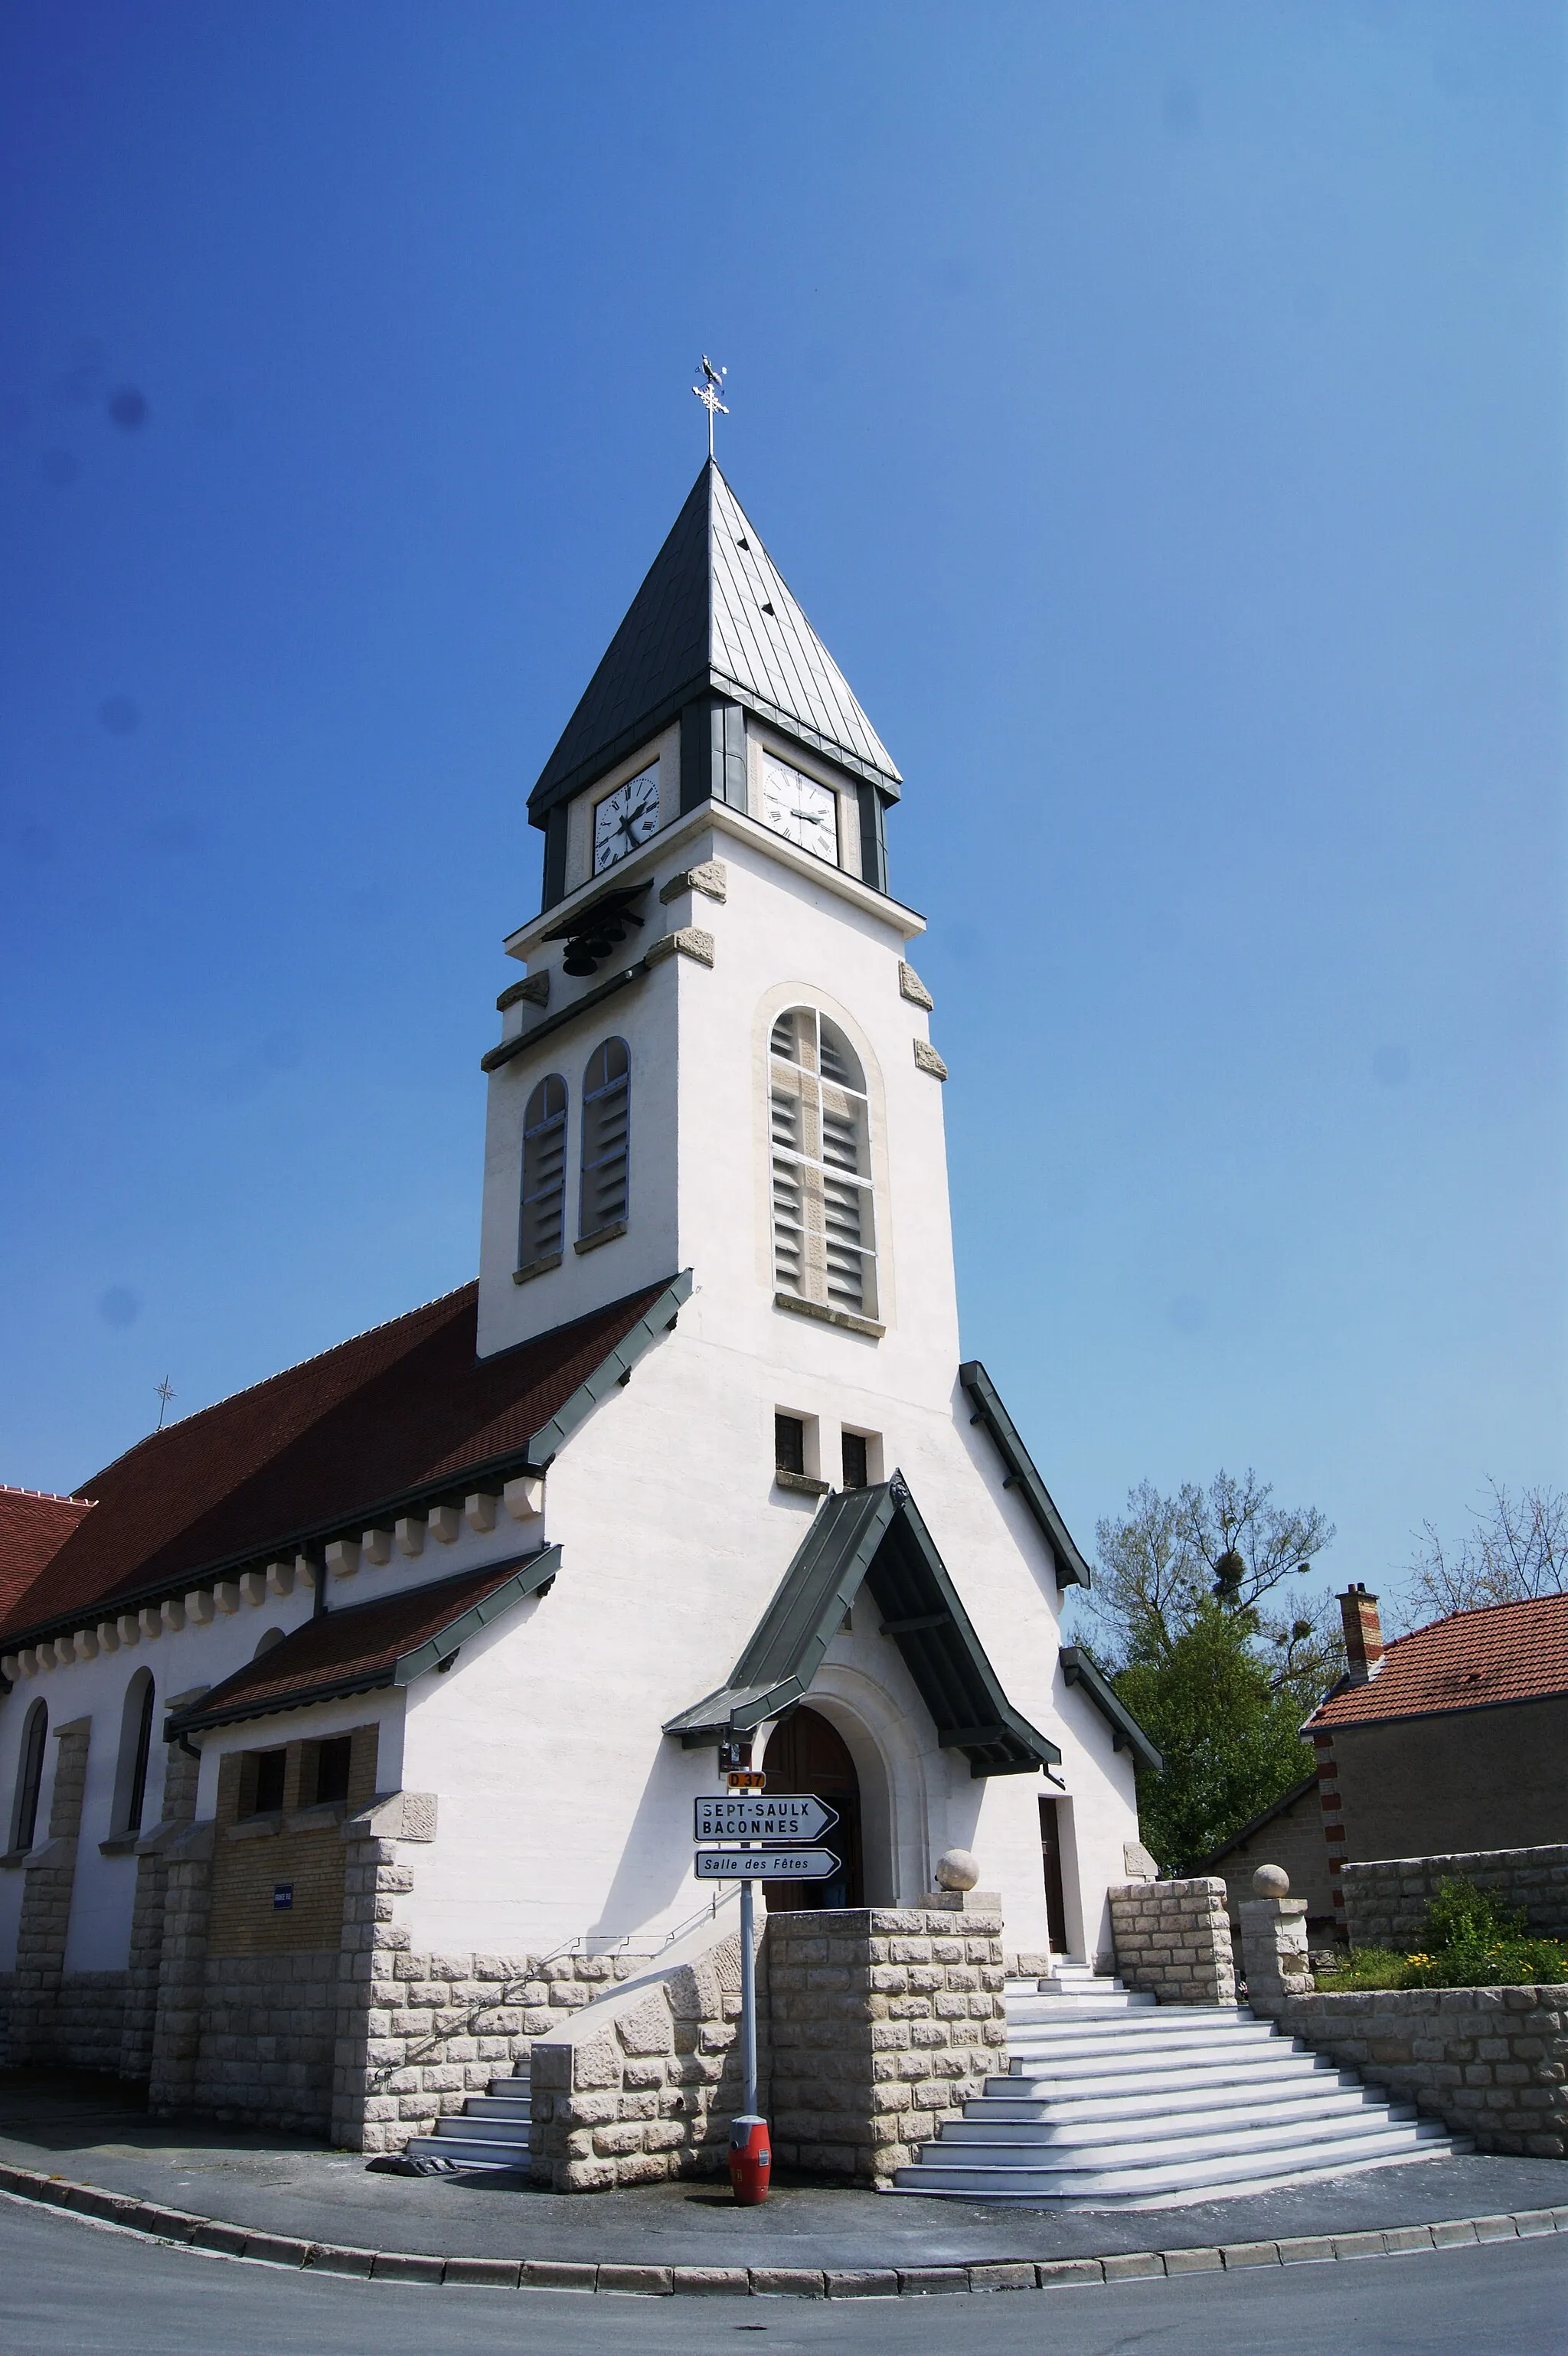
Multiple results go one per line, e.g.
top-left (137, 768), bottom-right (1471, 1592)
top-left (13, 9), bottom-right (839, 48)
top-left (760, 1706), bottom-right (864, 1910)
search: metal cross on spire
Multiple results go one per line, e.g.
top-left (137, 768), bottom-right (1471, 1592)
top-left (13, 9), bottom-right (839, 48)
top-left (692, 355), bottom-right (727, 459)
top-left (155, 1375), bottom-right (176, 1430)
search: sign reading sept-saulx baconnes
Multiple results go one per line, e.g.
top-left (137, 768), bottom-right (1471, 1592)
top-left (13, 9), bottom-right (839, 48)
top-left (694, 1795), bottom-right (839, 1842)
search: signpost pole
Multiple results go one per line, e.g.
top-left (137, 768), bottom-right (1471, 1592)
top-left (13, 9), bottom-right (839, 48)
top-left (739, 1872), bottom-right (757, 2116)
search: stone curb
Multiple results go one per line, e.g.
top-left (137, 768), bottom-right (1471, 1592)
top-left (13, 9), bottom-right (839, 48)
top-left (0, 2165), bottom-right (1564, 2297)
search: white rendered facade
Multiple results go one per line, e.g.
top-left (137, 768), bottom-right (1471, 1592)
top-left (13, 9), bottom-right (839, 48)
top-left (0, 467), bottom-right (1145, 2070)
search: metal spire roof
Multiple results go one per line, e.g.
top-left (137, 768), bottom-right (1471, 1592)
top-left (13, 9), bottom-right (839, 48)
top-left (528, 462), bottom-right (901, 822)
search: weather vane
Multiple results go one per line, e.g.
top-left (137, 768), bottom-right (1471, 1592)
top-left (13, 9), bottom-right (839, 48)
top-left (692, 355), bottom-right (727, 459)
top-left (155, 1375), bottom-right (175, 1431)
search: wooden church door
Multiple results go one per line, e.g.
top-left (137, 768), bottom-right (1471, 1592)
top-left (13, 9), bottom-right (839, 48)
top-left (760, 1706), bottom-right (864, 1910)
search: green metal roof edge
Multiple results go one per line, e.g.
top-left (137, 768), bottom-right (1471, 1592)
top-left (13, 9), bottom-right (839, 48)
top-left (959, 1361), bottom-right (1091, 1590)
top-left (1060, 1645), bottom-right (1164, 1773)
top-left (884, 1481), bottom-right (1062, 1775)
top-left (524, 1270), bottom-right (693, 1469)
top-left (664, 1474), bottom-right (1062, 1776)
top-left (165, 1547), bottom-right (564, 1737)
top-left (164, 1665), bottom-right (397, 1740)
top-left (663, 1486), bottom-right (897, 1740)
top-left (395, 1545), bottom-right (562, 1684)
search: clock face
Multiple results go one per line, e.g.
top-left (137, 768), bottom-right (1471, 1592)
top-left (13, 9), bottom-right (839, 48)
top-left (593, 763), bottom-right (661, 874)
top-left (762, 753), bottom-right (838, 864)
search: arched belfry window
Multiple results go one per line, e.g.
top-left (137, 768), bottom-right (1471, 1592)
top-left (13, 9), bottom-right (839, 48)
top-left (9, 1698), bottom-right (48, 1855)
top-left (769, 1008), bottom-right (877, 1319)
top-left (112, 1668), bottom-right (156, 1837)
top-left (580, 1038), bottom-right (630, 1242)
top-left (519, 1074), bottom-right (568, 1271)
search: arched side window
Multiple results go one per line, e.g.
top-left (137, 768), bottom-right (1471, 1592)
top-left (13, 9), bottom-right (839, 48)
top-left (580, 1037), bottom-right (630, 1242)
top-left (9, 1698), bottom-right (48, 1855)
top-left (519, 1073), bottom-right (568, 1271)
top-left (112, 1668), bottom-right (156, 1837)
top-left (769, 1008), bottom-right (877, 1319)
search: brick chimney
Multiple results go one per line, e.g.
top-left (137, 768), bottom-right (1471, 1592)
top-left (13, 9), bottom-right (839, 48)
top-left (1339, 1583), bottom-right (1384, 1683)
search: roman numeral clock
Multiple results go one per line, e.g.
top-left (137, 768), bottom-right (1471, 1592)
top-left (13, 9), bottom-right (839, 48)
top-left (593, 762), bottom-right (661, 873)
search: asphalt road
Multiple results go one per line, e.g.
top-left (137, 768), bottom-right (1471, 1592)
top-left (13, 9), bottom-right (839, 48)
top-left (2, 2198), bottom-right (1565, 2356)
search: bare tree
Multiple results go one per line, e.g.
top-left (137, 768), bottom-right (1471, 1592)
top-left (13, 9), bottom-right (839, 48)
top-left (1400, 1482), bottom-right (1568, 1626)
top-left (1082, 1468), bottom-right (1337, 1691)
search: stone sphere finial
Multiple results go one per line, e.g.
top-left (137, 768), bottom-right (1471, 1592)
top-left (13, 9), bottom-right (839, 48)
top-left (934, 1848), bottom-right (980, 1892)
top-left (1252, 1863), bottom-right (1290, 1899)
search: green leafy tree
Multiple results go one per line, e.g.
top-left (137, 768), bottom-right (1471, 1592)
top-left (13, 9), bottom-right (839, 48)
top-left (1074, 1471), bottom-right (1342, 1875)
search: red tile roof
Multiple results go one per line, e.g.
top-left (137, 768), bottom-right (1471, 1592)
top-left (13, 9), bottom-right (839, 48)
top-left (167, 1554), bottom-right (554, 1734)
top-left (0, 1488), bottom-right (96, 1621)
top-left (0, 1279), bottom-right (678, 1647)
top-left (1309, 1593), bottom-right (1568, 1729)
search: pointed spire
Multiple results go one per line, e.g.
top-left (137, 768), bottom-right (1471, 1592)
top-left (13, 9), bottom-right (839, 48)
top-left (528, 464), bottom-right (900, 822)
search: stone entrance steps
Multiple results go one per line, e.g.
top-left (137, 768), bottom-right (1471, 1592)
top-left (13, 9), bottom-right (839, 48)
top-left (893, 1970), bottom-right (1466, 2207)
top-left (402, 2060), bottom-right (531, 2174)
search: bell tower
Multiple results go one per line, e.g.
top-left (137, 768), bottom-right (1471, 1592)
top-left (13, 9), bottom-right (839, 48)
top-left (475, 463), bottom-right (957, 1396)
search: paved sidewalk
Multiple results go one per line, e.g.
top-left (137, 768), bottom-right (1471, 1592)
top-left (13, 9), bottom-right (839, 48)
top-left (2, 2069), bottom-right (1566, 2276)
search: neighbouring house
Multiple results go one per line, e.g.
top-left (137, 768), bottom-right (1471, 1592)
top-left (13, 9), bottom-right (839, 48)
top-left (0, 459), bottom-right (1160, 2156)
top-left (1308, 1584), bottom-right (1568, 1936)
top-left (1199, 1773), bottom-right (1338, 1949)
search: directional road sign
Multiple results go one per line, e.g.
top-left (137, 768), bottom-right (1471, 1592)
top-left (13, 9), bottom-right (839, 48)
top-left (694, 1848), bottom-right (840, 1881)
top-left (694, 1794), bottom-right (838, 1843)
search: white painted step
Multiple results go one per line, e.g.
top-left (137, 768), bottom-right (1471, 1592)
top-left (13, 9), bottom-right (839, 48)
top-left (895, 2121), bottom-right (1458, 2207)
top-left (401, 2062), bottom-right (533, 2173)
top-left (893, 1992), bottom-right (1465, 2207)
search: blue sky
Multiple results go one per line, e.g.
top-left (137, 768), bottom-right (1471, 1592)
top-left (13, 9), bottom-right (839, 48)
top-left (1, 2), bottom-right (1563, 1614)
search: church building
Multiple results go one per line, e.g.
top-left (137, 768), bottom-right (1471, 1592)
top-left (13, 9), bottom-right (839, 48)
top-left (0, 460), bottom-right (1156, 2155)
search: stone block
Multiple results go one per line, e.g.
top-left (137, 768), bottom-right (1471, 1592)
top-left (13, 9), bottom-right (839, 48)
top-left (523, 2260), bottom-right (597, 2290)
top-left (596, 2263), bottom-right (674, 2295)
top-left (1035, 2258), bottom-right (1105, 2286)
top-left (825, 2269), bottom-right (899, 2298)
top-left (966, 2262), bottom-right (1034, 2291)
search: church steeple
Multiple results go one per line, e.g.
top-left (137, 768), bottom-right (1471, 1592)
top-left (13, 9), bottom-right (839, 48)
top-left (528, 465), bottom-right (900, 906)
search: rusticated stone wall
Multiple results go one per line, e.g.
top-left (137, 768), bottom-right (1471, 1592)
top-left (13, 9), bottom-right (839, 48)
top-left (119, 1722), bottom-right (203, 2082)
top-left (193, 1954), bottom-right (340, 2133)
top-left (528, 1898), bottom-right (1010, 2194)
top-left (766, 1900), bottom-right (1008, 2187)
top-left (1280, 1984), bottom-right (1568, 2159)
top-left (330, 1794), bottom-right (643, 2155)
top-left (1344, 1847), bottom-right (1568, 1954)
top-left (8, 1717), bottom-right (92, 2065)
top-left (528, 1923), bottom-right (752, 2191)
top-left (1109, 1877), bottom-right (1237, 2005)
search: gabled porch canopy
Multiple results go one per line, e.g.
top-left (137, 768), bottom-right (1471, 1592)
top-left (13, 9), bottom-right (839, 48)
top-left (663, 1474), bottom-right (1060, 1778)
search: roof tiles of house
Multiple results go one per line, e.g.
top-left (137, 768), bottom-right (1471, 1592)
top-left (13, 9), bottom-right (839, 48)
top-left (167, 1555), bottom-right (547, 1735)
top-left (0, 1279), bottom-right (674, 1648)
top-left (1310, 1592), bottom-right (1568, 1729)
top-left (0, 1488), bottom-right (96, 1620)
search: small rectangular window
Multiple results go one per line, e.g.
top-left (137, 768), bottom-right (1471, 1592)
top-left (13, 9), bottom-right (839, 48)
top-left (250, 1750), bottom-right (286, 1815)
top-left (312, 1737), bottom-right (353, 1807)
top-left (774, 1413), bottom-right (806, 1475)
top-left (841, 1432), bottom-right (869, 1490)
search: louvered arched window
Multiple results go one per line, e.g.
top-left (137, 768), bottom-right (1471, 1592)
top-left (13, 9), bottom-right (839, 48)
top-left (9, 1698), bottom-right (48, 1854)
top-left (580, 1037), bottom-right (630, 1242)
top-left (519, 1074), bottom-right (568, 1272)
top-left (769, 1008), bottom-right (877, 1319)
